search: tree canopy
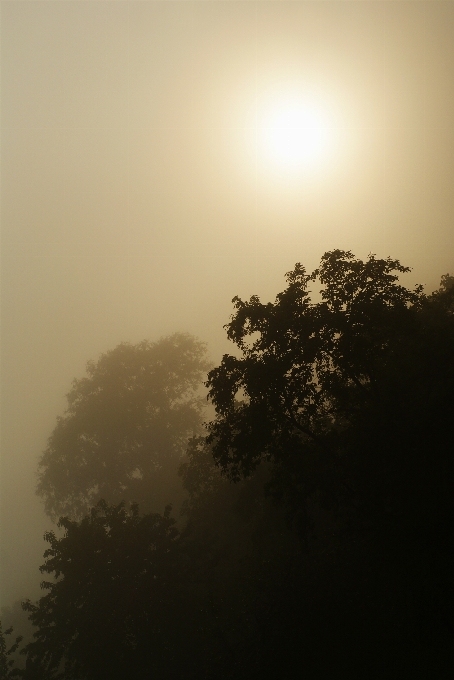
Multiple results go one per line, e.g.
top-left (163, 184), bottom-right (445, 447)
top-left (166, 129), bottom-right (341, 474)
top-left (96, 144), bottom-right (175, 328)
top-left (206, 250), bottom-right (454, 538)
top-left (22, 502), bottom-right (185, 680)
top-left (22, 253), bottom-right (454, 679)
top-left (37, 333), bottom-right (211, 519)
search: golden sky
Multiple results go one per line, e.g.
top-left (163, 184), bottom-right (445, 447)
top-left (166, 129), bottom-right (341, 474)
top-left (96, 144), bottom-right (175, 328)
top-left (1, 0), bottom-right (453, 605)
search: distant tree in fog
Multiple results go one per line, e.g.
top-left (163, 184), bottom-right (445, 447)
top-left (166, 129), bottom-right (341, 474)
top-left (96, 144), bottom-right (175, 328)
top-left (37, 333), bottom-right (211, 520)
top-left (433, 272), bottom-right (454, 312)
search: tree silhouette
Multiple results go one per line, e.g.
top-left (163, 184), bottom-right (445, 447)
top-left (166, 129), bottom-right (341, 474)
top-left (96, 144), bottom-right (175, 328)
top-left (202, 251), bottom-right (454, 675)
top-left (206, 250), bottom-right (452, 520)
top-left (22, 502), bottom-right (186, 680)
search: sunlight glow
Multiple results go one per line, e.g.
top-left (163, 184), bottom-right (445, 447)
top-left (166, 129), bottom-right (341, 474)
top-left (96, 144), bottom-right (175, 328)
top-left (259, 97), bottom-right (332, 172)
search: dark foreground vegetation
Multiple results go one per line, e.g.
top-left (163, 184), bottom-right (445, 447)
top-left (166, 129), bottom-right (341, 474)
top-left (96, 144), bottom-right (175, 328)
top-left (2, 250), bottom-right (453, 679)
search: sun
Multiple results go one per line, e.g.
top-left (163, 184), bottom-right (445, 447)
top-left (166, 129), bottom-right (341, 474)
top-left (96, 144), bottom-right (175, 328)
top-left (259, 96), bottom-right (331, 172)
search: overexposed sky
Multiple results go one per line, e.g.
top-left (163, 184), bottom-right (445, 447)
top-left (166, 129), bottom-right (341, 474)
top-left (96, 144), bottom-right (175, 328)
top-left (1, 0), bottom-right (453, 606)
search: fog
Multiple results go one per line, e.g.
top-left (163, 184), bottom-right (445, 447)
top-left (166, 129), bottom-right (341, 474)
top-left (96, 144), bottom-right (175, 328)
top-left (1, 0), bottom-right (453, 614)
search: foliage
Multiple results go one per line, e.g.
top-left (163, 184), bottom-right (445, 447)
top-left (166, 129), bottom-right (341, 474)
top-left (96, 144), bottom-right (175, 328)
top-left (207, 251), bottom-right (420, 474)
top-left (206, 250), bottom-right (454, 536)
top-left (0, 622), bottom-right (22, 680)
top-left (22, 491), bottom-right (278, 680)
top-left (22, 255), bottom-right (454, 679)
top-left (430, 272), bottom-right (454, 313)
top-left (37, 333), bottom-right (211, 519)
top-left (201, 251), bottom-right (454, 674)
top-left (22, 501), bottom-right (186, 680)
top-left (0, 603), bottom-right (38, 680)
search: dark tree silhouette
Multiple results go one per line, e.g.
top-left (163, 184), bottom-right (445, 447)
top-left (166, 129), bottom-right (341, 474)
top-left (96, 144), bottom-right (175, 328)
top-left (37, 333), bottom-right (211, 519)
top-left (206, 250), bottom-right (453, 532)
top-left (205, 250), bottom-right (454, 674)
top-left (22, 502), bottom-right (186, 680)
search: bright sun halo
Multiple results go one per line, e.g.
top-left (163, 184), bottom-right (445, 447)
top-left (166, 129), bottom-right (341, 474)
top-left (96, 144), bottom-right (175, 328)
top-left (259, 98), bottom-right (330, 171)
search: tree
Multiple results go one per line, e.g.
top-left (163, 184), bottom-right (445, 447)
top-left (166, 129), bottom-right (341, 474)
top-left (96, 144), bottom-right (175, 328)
top-left (23, 494), bottom-right (267, 680)
top-left (37, 333), bottom-right (211, 519)
top-left (206, 250), bottom-right (454, 536)
top-left (22, 502), bottom-right (186, 680)
top-left (204, 250), bottom-right (454, 672)
top-left (430, 272), bottom-right (454, 313)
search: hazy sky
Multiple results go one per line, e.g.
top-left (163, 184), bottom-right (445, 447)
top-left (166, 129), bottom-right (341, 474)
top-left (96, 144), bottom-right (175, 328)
top-left (1, 0), bottom-right (453, 607)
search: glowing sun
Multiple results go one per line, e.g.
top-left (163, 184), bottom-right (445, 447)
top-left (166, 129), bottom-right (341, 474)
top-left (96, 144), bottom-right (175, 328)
top-left (259, 97), bottom-right (331, 171)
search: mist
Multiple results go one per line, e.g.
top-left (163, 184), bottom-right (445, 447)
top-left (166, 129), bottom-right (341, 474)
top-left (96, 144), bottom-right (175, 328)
top-left (1, 2), bottom-right (453, 677)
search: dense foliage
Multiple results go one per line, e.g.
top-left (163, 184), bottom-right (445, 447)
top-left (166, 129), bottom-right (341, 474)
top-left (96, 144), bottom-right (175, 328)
top-left (206, 250), bottom-right (454, 541)
top-left (21, 252), bottom-right (454, 679)
top-left (22, 502), bottom-right (189, 680)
